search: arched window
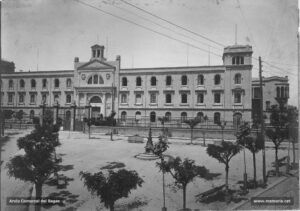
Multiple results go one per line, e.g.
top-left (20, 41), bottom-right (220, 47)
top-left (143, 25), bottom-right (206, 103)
top-left (66, 94), bottom-right (71, 103)
top-left (198, 75), bottom-right (204, 85)
top-left (9, 80), bottom-right (13, 89)
top-left (99, 75), bottom-right (104, 84)
top-left (166, 76), bottom-right (172, 86)
top-left (181, 75), bottom-right (187, 85)
top-left (181, 93), bottom-right (187, 103)
top-left (280, 87), bottom-right (284, 98)
top-left (197, 93), bottom-right (204, 103)
top-left (19, 94), bottom-right (24, 103)
top-left (42, 94), bottom-right (47, 104)
top-left (42, 79), bottom-right (47, 88)
top-left (121, 111), bottom-right (127, 122)
top-left (276, 87), bottom-right (280, 98)
top-left (166, 93), bottom-right (172, 103)
top-left (30, 110), bottom-right (35, 119)
top-left (31, 79), bottom-right (36, 88)
top-left (66, 78), bottom-right (72, 87)
top-left (66, 110), bottom-right (71, 120)
top-left (121, 94), bottom-right (127, 104)
top-left (214, 112), bottom-right (220, 124)
top-left (122, 77), bottom-right (127, 86)
top-left (54, 94), bottom-right (59, 103)
top-left (88, 76), bottom-right (92, 84)
top-left (151, 76), bottom-right (156, 86)
top-left (150, 111), bottom-right (156, 122)
top-left (136, 77), bottom-right (142, 86)
top-left (181, 112), bottom-right (187, 122)
top-left (135, 111), bottom-right (141, 121)
top-left (54, 79), bottom-right (60, 88)
top-left (20, 79), bottom-right (25, 88)
top-left (214, 74), bottom-right (221, 85)
top-left (234, 92), bottom-right (241, 103)
top-left (165, 112), bottom-right (171, 121)
top-left (234, 73), bottom-right (241, 84)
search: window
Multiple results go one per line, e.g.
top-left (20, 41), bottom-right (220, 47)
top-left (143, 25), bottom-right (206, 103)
top-left (181, 112), bottom-right (187, 121)
top-left (42, 94), bottom-right (47, 104)
top-left (66, 94), bottom-right (71, 103)
top-left (66, 78), bottom-right (72, 87)
top-left (234, 74), bottom-right (241, 84)
top-left (232, 56), bottom-right (244, 65)
top-left (150, 111), bottom-right (156, 122)
top-left (214, 93), bottom-right (221, 103)
top-left (254, 87), bottom-right (261, 99)
top-left (19, 94), bottom-right (24, 104)
top-left (165, 112), bottom-right (171, 121)
top-left (136, 77), bottom-right (142, 86)
top-left (20, 80), bottom-right (25, 88)
top-left (181, 75), bottom-right (187, 85)
top-left (93, 75), bottom-right (98, 84)
top-left (266, 101), bottom-right (270, 110)
top-left (234, 92), bottom-right (241, 103)
top-left (276, 87), bottom-right (280, 98)
top-left (99, 75), bottom-right (104, 84)
top-left (280, 87), bottom-right (284, 98)
top-left (150, 93), bottom-right (156, 104)
top-left (135, 111), bottom-right (141, 121)
top-left (165, 94), bottom-right (172, 103)
top-left (198, 75), bottom-right (204, 85)
top-left (121, 111), bottom-right (127, 122)
top-left (88, 74), bottom-right (104, 84)
top-left (30, 94), bottom-right (36, 104)
top-left (181, 93), bottom-right (187, 103)
top-left (121, 94), bottom-right (127, 104)
top-left (30, 110), bottom-right (35, 119)
top-left (31, 79), bottom-right (36, 88)
top-left (135, 94), bottom-right (142, 104)
top-left (214, 74), bottom-right (221, 85)
top-left (54, 94), bottom-right (59, 103)
top-left (197, 93), bottom-right (204, 103)
top-left (214, 112), bottom-right (220, 124)
top-left (197, 112), bottom-right (204, 120)
top-left (9, 80), bottom-right (13, 89)
top-left (122, 77), bottom-right (127, 86)
top-left (151, 76), bottom-right (156, 86)
top-left (166, 76), bottom-right (172, 86)
top-left (285, 87), bottom-right (289, 98)
top-left (54, 79), bottom-right (60, 88)
top-left (8, 93), bottom-right (13, 103)
top-left (42, 79), bottom-right (47, 88)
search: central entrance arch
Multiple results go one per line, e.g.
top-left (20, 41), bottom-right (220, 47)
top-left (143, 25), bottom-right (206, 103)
top-left (89, 96), bottom-right (103, 118)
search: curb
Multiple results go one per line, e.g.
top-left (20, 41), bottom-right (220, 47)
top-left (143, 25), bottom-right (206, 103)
top-left (231, 169), bottom-right (299, 210)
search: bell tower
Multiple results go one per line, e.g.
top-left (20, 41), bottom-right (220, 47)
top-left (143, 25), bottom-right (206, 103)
top-left (91, 44), bottom-right (106, 61)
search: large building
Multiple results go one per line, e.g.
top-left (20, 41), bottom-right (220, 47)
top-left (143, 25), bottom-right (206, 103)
top-left (0, 44), bottom-right (275, 128)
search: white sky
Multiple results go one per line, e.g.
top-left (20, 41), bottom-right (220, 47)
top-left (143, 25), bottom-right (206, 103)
top-left (2, 0), bottom-right (299, 106)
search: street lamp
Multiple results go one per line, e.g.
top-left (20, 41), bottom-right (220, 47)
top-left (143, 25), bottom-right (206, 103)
top-left (54, 101), bottom-right (60, 124)
top-left (71, 101), bottom-right (77, 131)
top-left (39, 101), bottom-right (46, 126)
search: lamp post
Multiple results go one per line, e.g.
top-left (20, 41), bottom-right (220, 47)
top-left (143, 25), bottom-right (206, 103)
top-left (39, 101), bottom-right (46, 126)
top-left (71, 101), bottom-right (77, 131)
top-left (218, 120), bottom-right (227, 141)
top-left (55, 101), bottom-right (60, 124)
top-left (85, 104), bottom-right (91, 139)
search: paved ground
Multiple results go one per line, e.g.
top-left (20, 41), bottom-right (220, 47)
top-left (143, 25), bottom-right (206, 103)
top-left (233, 170), bottom-right (299, 210)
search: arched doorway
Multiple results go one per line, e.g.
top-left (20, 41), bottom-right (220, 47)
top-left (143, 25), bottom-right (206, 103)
top-left (64, 110), bottom-right (71, 130)
top-left (89, 96), bottom-right (103, 119)
top-left (233, 113), bottom-right (242, 131)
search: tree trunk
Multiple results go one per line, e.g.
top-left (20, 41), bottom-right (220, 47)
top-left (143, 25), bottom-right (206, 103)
top-left (225, 164), bottom-right (229, 192)
top-left (109, 203), bottom-right (114, 211)
top-left (190, 128), bottom-right (193, 144)
top-left (275, 147), bottom-right (279, 176)
top-left (253, 152), bottom-right (257, 187)
top-left (35, 183), bottom-right (43, 211)
top-left (292, 141), bottom-right (296, 166)
top-left (183, 185), bottom-right (186, 209)
top-left (203, 131), bottom-right (206, 146)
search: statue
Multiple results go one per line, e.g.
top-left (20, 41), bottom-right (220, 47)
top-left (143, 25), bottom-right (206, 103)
top-left (145, 127), bottom-right (154, 153)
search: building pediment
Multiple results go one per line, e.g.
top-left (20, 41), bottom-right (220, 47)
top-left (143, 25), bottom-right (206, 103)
top-left (77, 59), bottom-right (115, 71)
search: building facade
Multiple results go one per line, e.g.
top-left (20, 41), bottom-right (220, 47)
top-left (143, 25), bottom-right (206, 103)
top-left (0, 44), bottom-right (256, 127)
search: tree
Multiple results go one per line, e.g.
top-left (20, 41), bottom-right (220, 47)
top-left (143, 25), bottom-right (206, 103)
top-left (0, 109), bottom-right (14, 135)
top-left (184, 117), bottom-right (202, 144)
top-left (265, 105), bottom-right (288, 176)
top-left (6, 109), bottom-right (61, 211)
top-left (236, 122), bottom-right (263, 187)
top-left (80, 169), bottom-right (144, 211)
top-left (157, 156), bottom-right (209, 210)
top-left (287, 107), bottom-right (298, 167)
top-left (206, 141), bottom-right (241, 192)
top-left (158, 116), bottom-right (169, 138)
top-left (15, 109), bottom-right (25, 129)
